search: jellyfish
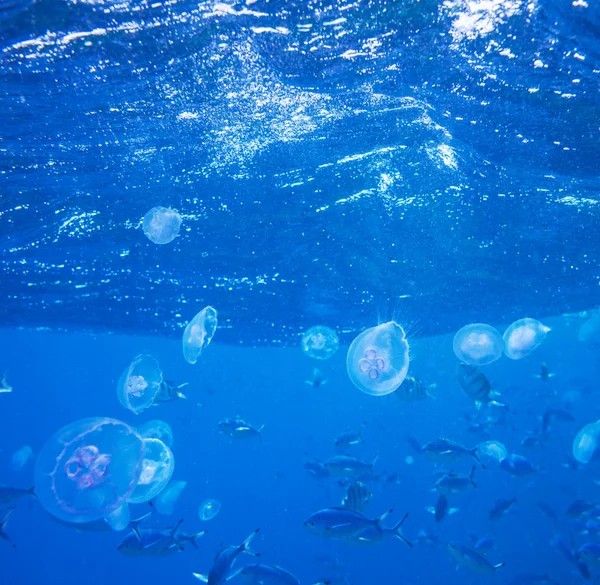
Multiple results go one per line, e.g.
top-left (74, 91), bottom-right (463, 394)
top-left (105, 503), bottom-right (131, 532)
top-left (346, 321), bottom-right (410, 396)
top-left (198, 498), bottom-right (221, 521)
top-left (11, 445), bottom-right (34, 471)
top-left (34, 418), bottom-right (144, 523)
top-left (183, 306), bottom-right (218, 364)
top-left (503, 318), bottom-right (550, 360)
top-left (117, 355), bottom-right (163, 414)
top-left (573, 421), bottom-right (600, 464)
top-left (127, 438), bottom-right (174, 504)
top-left (138, 420), bottom-right (174, 448)
top-left (155, 479), bottom-right (187, 516)
top-left (453, 324), bottom-right (503, 366)
top-left (142, 206), bottom-right (182, 245)
top-left (301, 326), bottom-right (339, 360)
top-left (477, 440), bottom-right (508, 464)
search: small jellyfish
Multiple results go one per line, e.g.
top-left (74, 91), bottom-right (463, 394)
top-left (117, 355), bottom-right (163, 414)
top-left (502, 318), bottom-right (550, 360)
top-left (477, 440), bottom-right (508, 464)
top-left (11, 445), bottom-right (34, 471)
top-left (301, 326), bottom-right (339, 360)
top-left (142, 206), bottom-right (182, 245)
top-left (138, 420), bottom-right (174, 448)
top-left (453, 324), bottom-right (503, 366)
top-left (198, 498), bottom-right (221, 521)
top-left (127, 438), bottom-right (175, 504)
top-left (34, 418), bottom-right (144, 523)
top-left (573, 421), bottom-right (600, 464)
top-left (183, 306), bottom-right (218, 365)
top-left (346, 321), bottom-right (410, 396)
top-left (155, 479), bottom-right (187, 516)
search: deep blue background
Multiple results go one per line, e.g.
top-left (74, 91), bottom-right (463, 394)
top-left (1, 314), bottom-right (600, 584)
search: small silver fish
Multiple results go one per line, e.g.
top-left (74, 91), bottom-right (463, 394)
top-left (0, 507), bottom-right (16, 547)
top-left (534, 362), bottom-right (555, 382)
top-left (335, 424), bottom-right (365, 448)
top-left (305, 368), bottom-right (327, 388)
top-left (422, 438), bottom-right (482, 466)
top-left (447, 542), bottom-right (505, 574)
top-left (499, 453), bottom-right (536, 477)
top-left (0, 374), bottom-right (12, 394)
top-left (239, 564), bottom-right (300, 585)
top-left (155, 380), bottom-right (189, 403)
top-left (193, 529), bottom-right (260, 585)
top-left (304, 507), bottom-right (392, 539)
top-left (395, 376), bottom-right (435, 402)
top-left (218, 418), bottom-right (264, 440)
top-left (489, 497), bottom-right (517, 522)
top-left (341, 481), bottom-right (372, 514)
top-left (322, 455), bottom-right (377, 477)
top-left (118, 519), bottom-right (205, 557)
top-left (425, 493), bottom-right (459, 524)
top-left (0, 485), bottom-right (35, 505)
top-left (435, 467), bottom-right (477, 495)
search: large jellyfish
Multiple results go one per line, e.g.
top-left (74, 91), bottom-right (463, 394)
top-left (34, 418), bottom-right (144, 524)
top-left (142, 206), bottom-right (182, 245)
top-left (127, 438), bottom-right (174, 504)
top-left (346, 321), bottom-right (410, 396)
top-left (117, 355), bottom-right (163, 414)
top-left (573, 421), bottom-right (600, 464)
top-left (301, 326), bottom-right (339, 360)
top-left (503, 318), bottom-right (550, 360)
top-left (138, 420), bottom-right (174, 448)
top-left (453, 324), bottom-right (503, 366)
top-left (183, 306), bottom-right (218, 364)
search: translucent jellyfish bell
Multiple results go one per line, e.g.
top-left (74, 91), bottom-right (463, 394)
top-left (503, 318), bottom-right (550, 360)
top-left (453, 324), bottom-right (503, 366)
top-left (117, 355), bottom-right (163, 414)
top-left (138, 420), bottom-right (174, 448)
top-left (127, 438), bottom-right (174, 504)
top-left (183, 306), bottom-right (218, 364)
top-left (346, 321), bottom-right (410, 396)
top-left (573, 421), bottom-right (600, 464)
top-left (142, 206), bottom-right (182, 245)
top-left (301, 325), bottom-right (339, 360)
top-left (198, 498), bottom-right (221, 521)
top-left (34, 418), bottom-right (144, 523)
top-left (155, 479), bottom-right (187, 516)
top-left (477, 440), bottom-right (508, 464)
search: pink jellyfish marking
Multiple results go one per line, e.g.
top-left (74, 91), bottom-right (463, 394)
top-left (64, 445), bottom-right (111, 490)
top-left (357, 347), bottom-right (386, 380)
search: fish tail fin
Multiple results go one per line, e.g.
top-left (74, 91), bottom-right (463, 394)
top-left (469, 466), bottom-right (477, 488)
top-left (241, 529), bottom-right (260, 556)
top-left (171, 519), bottom-right (185, 549)
top-left (258, 425), bottom-right (265, 435)
top-left (189, 530), bottom-right (206, 549)
top-left (27, 485), bottom-right (38, 500)
top-left (392, 512), bottom-right (412, 548)
top-left (177, 382), bottom-right (190, 389)
top-left (376, 509), bottom-right (393, 528)
top-left (470, 448), bottom-right (486, 469)
top-left (0, 507), bottom-right (16, 548)
top-left (130, 509), bottom-right (154, 530)
top-left (192, 574), bottom-right (208, 583)
top-left (493, 562), bottom-right (505, 571)
top-left (370, 454), bottom-right (379, 468)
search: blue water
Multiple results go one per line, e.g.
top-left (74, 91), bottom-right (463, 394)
top-left (1, 0), bottom-right (600, 583)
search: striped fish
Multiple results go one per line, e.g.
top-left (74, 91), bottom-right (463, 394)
top-left (395, 376), bottom-right (435, 402)
top-left (341, 481), bottom-right (372, 514)
top-left (456, 363), bottom-right (499, 409)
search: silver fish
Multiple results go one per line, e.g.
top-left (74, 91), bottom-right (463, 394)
top-left (435, 467), bottom-right (476, 495)
top-left (239, 564), bottom-right (300, 585)
top-left (118, 519), bottom-right (205, 557)
top-left (335, 425), bottom-right (365, 448)
top-left (304, 507), bottom-right (392, 539)
top-left (499, 453), bottom-right (536, 477)
top-left (341, 481), bottom-right (371, 514)
top-left (218, 418), bottom-right (264, 440)
top-left (395, 376), bottom-right (435, 401)
top-left (0, 374), bottom-right (12, 394)
top-left (322, 455), bottom-right (377, 477)
top-left (53, 509), bottom-right (153, 533)
top-left (343, 512), bottom-right (412, 548)
top-left (155, 380), bottom-right (189, 403)
top-left (422, 438), bottom-right (482, 466)
top-left (193, 529), bottom-right (260, 585)
top-left (0, 485), bottom-right (35, 505)
top-left (425, 493), bottom-right (458, 524)
top-left (447, 542), bottom-right (505, 574)
top-left (534, 363), bottom-right (555, 382)
top-left (489, 497), bottom-right (517, 522)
